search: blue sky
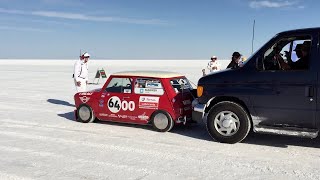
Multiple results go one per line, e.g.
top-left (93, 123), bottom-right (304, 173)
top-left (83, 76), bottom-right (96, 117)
top-left (0, 0), bottom-right (318, 59)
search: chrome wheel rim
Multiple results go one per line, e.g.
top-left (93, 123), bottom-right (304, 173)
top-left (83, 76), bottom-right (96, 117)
top-left (79, 106), bottom-right (91, 121)
top-left (153, 113), bottom-right (169, 130)
top-left (214, 111), bottom-right (240, 136)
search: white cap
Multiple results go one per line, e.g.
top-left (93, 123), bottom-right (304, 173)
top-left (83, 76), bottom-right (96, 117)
top-left (82, 52), bottom-right (90, 57)
top-left (211, 56), bottom-right (217, 59)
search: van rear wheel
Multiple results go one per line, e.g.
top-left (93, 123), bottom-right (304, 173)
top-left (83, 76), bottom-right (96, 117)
top-left (151, 110), bottom-right (174, 132)
top-left (206, 101), bottom-right (251, 144)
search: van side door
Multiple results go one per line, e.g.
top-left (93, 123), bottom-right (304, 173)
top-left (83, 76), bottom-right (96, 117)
top-left (251, 33), bottom-right (317, 129)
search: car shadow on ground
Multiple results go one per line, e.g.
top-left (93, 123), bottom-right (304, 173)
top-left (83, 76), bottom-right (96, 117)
top-left (170, 123), bottom-right (213, 141)
top-left (94, 119), bottom-right (153, 131)
top-left (58, 111), bottom-right (76, 121)
top-left (47, 99), bottom-right (74, 107)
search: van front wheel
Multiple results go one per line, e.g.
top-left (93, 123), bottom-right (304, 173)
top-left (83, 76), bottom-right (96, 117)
top-left (206, 101), bottom-right (251, 144)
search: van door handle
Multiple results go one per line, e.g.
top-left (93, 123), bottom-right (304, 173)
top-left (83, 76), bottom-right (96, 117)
top-left (305, 86), bottom-right (314, 97)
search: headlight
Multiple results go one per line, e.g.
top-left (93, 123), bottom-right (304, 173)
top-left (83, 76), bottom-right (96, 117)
top-left (197, 86), bottom-right (203, 97)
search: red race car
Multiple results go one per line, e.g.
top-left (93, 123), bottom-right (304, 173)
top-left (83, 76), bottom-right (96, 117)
top-left (74, 71), bottom-right (195, 132)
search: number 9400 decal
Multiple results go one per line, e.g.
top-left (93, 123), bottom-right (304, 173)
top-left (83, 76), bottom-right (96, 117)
top-left (107, 96), bottom-right (135, 113)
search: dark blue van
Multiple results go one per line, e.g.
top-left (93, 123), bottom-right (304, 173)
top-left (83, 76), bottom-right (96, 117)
top-left (193, 27), bottom-right (320, 143)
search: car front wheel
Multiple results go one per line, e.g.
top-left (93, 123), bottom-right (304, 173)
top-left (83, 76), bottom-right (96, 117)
top-left (77, 104), bottom-right (95, 123)
top-left (206, 101), bottom-right (251, 144)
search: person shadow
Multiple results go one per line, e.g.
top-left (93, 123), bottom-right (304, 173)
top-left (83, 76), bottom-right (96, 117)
top-left (47, 99), bottom-right (75, 121)
top-left (47, 99), bottom-right (75, 107)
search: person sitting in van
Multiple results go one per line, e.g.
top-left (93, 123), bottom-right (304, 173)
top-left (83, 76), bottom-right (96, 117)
top-left (291, 41), bottom-right (310, 70)
top-left (278, 41), bottom-right (310, 70)
top-left (227, 52), bottom-right (242, 69)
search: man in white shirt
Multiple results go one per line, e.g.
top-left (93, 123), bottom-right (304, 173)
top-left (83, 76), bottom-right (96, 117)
top-left (74, 52), bottom-right (90, 92)
top-left (207, 56), bottom-right (221, 72)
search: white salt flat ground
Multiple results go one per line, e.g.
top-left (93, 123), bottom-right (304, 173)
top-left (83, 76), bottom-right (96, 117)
top-left (0, 59), bottom-right (320, 180)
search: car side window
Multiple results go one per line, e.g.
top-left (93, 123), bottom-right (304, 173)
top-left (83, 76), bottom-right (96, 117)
top-left (134, 78), bottom-right (164, 95)
top-left (170, 77), bottom-right (193, 93)
top-left (262, 35), bottom-right (311, 71)
top-left (105, 78), bottom-right (132, 93)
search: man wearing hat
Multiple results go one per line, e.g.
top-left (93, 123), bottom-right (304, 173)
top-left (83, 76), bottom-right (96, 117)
top-left (227, 52), bottom-right (242, 69)
top-left (207, 56), bottom-right (221, 73)
top-left (74, 52), bottom-right (90, 92)
top-left (282, 41), bottom-right (310, 70)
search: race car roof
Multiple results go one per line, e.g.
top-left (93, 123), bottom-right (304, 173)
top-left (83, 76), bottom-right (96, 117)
top-left (112, 71), bottom-right (184, 78)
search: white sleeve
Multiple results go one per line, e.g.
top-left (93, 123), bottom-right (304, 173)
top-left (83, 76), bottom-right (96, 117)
top-left (207, 62), bottom-right (211, 70)
top-left (85, 64), bottom-right (89, 81)
top-left (217, 62), bottom-right (221, 70)
top-left (74, 61), bottom-right (81, 81)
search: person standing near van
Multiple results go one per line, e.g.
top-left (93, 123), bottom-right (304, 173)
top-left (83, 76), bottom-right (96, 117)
top-left (74, 52), bottom-right (90, 92)
top-left (207, 56), bottom-right (221, 72)
top-left (227, 52), bottom-right (242, 69)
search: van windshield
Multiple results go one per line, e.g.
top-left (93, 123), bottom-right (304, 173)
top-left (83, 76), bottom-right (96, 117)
top-left (170, 77), bottom-right (193, 93)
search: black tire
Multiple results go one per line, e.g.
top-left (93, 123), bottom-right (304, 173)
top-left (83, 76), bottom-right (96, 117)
top-left (150, 110), bottom-right (174, 132)
top-left (77, 104), bottom-right (95, 123)
top-left (206, 101), bottom-right (251, 144)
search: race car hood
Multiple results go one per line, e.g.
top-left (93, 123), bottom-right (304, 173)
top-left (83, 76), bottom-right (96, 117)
top-left (89, 88), bottom-right (102, 92)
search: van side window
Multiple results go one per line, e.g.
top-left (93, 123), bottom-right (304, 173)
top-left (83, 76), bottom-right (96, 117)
top-left (134, 78), bottom-right (164, 95)
top-left (263, 36), bottom-right (311, 71)
top-left (105, 78), bottom-right (132, 93)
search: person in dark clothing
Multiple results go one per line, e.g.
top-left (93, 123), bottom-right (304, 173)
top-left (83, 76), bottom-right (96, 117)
top-left (227, 52), bottom-right (242, 69)
top-left (280, 41), bottom-right (310, 70)
top-left (290, 41), bottom-right (310, 70)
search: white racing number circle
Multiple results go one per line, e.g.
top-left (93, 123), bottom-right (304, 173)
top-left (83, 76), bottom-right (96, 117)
top-left (108, 96), bottom-right (121, 113)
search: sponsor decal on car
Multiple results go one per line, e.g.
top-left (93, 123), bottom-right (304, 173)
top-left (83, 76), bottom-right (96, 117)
top-left (138, 112), bottom-right (149, 120)
top-left (182, 99), bottom-right (191, 105)
top-left (135, 88), bottom-right (164, 95)
top-left (79, 92), bottom-right (93, 96)
top-left (123, 89), bottom-right (132, 93)
top-left (99, 113), bottom-right (118, 118)
top-left (118, 114), bottom-right (128, 119)
top-left (79, 96), bottom-right (90, 103)
top-left (127, 116), bottom-right (137, 120)
top-left (99, 99), bottom-right (104, 107)
top-left (146, 82), bottom-right (162, 88)
top-left (139, 96), bottom-right (159, 109)
top-left (109, 114), bottom-right (117, 118)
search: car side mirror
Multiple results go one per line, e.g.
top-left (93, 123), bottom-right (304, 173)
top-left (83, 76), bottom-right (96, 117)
top-left (256, 56), bottom-right (264, 71)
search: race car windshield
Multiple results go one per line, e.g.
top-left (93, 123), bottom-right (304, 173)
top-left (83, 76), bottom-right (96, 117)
top-left (170, 78), bottom-right (193, 93)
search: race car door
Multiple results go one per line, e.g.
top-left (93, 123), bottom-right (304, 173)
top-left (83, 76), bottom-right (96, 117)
top-left (131, 78), bottom-right (166, 123)
top-left (97, 77), bottom-right (136, 123)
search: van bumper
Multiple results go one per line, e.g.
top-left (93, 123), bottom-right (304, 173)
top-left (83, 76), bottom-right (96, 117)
top-left (192, 103), bottom-right (206, 123)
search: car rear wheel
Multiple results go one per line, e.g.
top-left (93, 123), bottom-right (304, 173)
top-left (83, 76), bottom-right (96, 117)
top-left (77, 104), bottom-right (95, 123)
top-left (206, 101), bottom-right (251, 144)
top-left (151, 110), bottom-right (174, 132)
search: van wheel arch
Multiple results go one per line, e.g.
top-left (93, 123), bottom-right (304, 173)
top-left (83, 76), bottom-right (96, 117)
top-left (205, 97), bottom-right (253, 125)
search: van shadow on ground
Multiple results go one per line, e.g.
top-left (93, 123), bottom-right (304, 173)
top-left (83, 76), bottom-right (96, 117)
top-left (242, 132), bottom-right (320, 148)
top-left (56, 110), bottom-right (320, 148)
top-left (93, 121), bottom-right (320, 148)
